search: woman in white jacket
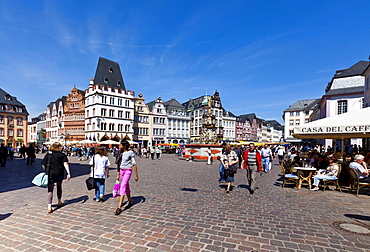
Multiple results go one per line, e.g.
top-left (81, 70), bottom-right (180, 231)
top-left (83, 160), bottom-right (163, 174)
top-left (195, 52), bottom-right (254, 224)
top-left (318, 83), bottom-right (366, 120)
top-left (310, 156), bottom-right (339, 191)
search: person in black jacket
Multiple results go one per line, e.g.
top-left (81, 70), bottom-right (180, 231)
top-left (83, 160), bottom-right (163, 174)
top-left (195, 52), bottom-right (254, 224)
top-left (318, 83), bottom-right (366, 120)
top-left (26, 143), bottom-right (36, 165)
top-left (42, 142), bottom-right (71, 213)
top-left (0, 143), bottom-right (8, 167)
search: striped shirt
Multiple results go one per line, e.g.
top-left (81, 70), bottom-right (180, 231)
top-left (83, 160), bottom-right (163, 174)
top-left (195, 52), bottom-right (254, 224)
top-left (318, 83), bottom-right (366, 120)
top-left (248, 151), bottom-right (257, 166)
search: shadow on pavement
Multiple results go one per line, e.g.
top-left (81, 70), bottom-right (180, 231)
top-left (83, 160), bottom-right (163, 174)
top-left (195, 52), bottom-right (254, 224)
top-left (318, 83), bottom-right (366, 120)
top-left (0, 213), bottom-right (12, 221)
top-left (65, 195), bottom-right (89, 205)
top-left (1, 157), bottom-right (92, 193)
top-left (344, 214), bottom-right (370, 222)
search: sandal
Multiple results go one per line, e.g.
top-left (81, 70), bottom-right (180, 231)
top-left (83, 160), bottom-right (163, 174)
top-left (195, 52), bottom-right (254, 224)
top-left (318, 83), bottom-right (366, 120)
top-left (47, 209), bottom-right (53, 214)
top-left (114, 208), bottom-right (122, 215)
top-left (57, 203), bottom-right (64, 208)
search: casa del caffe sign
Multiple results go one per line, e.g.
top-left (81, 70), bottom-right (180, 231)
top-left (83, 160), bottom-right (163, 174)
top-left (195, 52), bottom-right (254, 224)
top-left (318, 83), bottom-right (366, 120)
top-left (297, 125), bottom-right (370, 134)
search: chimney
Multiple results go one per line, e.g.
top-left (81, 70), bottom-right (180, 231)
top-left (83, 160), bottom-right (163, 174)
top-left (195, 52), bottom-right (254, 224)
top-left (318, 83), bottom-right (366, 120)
top-left (89, 78), bottom-right (94, 87)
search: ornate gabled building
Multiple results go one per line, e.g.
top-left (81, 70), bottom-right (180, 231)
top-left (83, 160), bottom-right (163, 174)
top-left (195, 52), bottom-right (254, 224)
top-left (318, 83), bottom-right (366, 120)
top-left (182, 91), bottom-right (224, 144)
top-left (45, 96), bottom-right (66, 143)
top-left (85, 57), bottom-right (135, 142)
top-left (0, 88), bottom-right (29, 147)
top-left (133, 93), bottom-right (152, 148)
top-left (147, 97), bottom-right (168, 145)
top-left (164, 98), bottom-right (190, 144)
top-left (63, 85), bottom-right (85, 142)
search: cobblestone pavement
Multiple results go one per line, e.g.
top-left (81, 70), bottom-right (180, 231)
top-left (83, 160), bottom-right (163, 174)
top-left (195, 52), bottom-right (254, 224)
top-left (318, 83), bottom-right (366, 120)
top-left (1, 153), bottom-right (370, 252)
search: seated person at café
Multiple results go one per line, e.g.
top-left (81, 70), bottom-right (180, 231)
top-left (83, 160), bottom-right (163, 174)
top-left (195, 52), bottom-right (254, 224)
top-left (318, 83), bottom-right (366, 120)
top-left (349, 154), bottom-right (370, 183)
top-left (291, 156), bottom-right (303, 167)
top-left (314, 154), bottom-right (329, 170)
top-left (310, 156), bottom-right (339, 191)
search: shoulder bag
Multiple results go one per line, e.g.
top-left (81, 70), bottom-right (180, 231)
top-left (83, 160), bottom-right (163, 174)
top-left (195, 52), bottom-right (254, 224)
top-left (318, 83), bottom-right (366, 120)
top-left (32, 152), bottom-right (51, 186)
top-left (85, 155), bottom-right (95, 190)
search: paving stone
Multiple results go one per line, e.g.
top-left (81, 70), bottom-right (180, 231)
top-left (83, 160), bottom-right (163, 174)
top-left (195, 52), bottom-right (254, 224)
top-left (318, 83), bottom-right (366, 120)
top-left (1, 155), bottom-right (370, 251)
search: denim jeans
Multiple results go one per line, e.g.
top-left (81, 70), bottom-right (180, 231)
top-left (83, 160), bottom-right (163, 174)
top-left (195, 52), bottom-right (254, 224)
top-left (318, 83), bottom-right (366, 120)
top-left (219, 163), bottom-right (225, 182)
top-left (94, 178), bottom-right (105, 199)
top-left (262, 157), bottom-right (270, 172)
top-left (313, 175), bottom-right (336, 187)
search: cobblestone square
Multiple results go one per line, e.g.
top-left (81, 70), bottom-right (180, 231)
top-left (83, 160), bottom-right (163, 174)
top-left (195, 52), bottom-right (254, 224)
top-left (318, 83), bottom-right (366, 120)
top-left (1, 153), bottom-right (370, 251)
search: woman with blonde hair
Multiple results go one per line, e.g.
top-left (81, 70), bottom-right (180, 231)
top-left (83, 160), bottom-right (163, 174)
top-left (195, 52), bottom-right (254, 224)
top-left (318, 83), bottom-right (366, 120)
top-left (89, 147), bottom-right (110, 202)
top-left (42, 142), bottom-right (71, 213)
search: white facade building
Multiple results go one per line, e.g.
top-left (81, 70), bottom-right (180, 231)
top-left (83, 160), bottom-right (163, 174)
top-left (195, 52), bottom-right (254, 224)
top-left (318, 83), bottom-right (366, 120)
top-left (147, 97), bottom-right (168, 145)
top-left (85, 81), bottom-right (134, 142)
top-left (222, 111), bottom-right (236, 143)
top-left (283, 99), bottom-right (320, 143)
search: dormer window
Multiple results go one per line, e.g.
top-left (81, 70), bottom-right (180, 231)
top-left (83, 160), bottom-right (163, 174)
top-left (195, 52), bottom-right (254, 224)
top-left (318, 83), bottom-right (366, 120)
top-left (104, 77), bottom-right (109, 83)
top-left (117, 81), bottom-right (121, 86)
top-left (109, 67), bottom-right (113, 73)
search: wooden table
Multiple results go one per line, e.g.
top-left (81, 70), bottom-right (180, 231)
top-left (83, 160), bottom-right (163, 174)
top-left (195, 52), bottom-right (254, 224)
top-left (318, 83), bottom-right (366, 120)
top-left (294, 167), bottom-right (317, 189)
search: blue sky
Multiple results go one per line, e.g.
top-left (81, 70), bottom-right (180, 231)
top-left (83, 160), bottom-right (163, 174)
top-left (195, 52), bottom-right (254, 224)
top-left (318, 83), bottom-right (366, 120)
top-left (1, 1), bottom-right (370, 124)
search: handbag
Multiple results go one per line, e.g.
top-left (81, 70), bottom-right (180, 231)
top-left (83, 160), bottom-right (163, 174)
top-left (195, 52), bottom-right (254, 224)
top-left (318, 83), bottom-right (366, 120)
top-left (32, 152), bottom-right (51, 187)
top-left (112, 180), bottom-right (120, 198)
top-left (85, 155), bottom-right (95, 190)
top-left (32, 172), bottom-right (48, 186)
top-left (229, 164), bottom-right (238, 174)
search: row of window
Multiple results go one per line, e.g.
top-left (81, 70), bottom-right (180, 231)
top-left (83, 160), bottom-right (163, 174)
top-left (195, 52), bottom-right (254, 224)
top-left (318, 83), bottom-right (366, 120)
top-left (0, 116), bottom-right (23, 125)
top-left (289, 111), bottom-right (310, 116)
top-left (0, 128), bottom-right (23, 137)
top-left (65, 114), bottom-right (85, 121)
top-left (87, 123), bottom-right (131, 132)
top-left (0, 104), bottom-right (24, 113)
top-left (86, 96), bottom-right (131, 107)
top-left (192, 109), bottom-right (222, 117)
top-left (153, 128), bottom-right (165, 136)
top-left (289, 119), bottom-right (309, 126)
top-left (86, 109), bottom-right (131, 119)
top-left (135, 116), bottom-right (149, 123)
top-left (134, 128), bottom-right (149, 135)
top-left (153, 117), bottom-right (165, 124)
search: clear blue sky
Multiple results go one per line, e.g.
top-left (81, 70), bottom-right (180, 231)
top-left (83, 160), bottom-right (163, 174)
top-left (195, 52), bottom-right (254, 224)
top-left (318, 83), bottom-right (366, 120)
top-left (1, 1), bottom-right (370, 124)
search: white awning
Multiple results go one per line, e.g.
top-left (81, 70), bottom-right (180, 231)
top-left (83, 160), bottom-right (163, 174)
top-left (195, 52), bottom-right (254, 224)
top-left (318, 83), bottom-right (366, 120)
top-left (293, 107), bottom-right (370, 139)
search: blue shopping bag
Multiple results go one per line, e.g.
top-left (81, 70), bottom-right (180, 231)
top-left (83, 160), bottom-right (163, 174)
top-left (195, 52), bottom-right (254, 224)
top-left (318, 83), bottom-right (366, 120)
top-left (32, 172), bottom-right (48, 186)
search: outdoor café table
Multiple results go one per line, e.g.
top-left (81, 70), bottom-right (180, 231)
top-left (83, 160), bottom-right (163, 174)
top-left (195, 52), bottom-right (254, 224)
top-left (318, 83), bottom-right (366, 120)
top-left (293, 167), bottom-right (317, 189)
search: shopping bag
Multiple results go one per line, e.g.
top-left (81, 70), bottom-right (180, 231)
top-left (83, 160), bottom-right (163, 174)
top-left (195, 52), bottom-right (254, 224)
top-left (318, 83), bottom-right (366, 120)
top-left (32, 172), bottom-right (48, 187)
top-left (112, 181), bottom-right (120, 198)
top-left (85, 177), bottom-right (95, 190)
top-left (268, 162), bottom-right (272, 171)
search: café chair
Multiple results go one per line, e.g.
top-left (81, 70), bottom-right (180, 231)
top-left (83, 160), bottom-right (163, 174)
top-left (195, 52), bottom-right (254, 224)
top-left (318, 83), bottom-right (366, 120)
top-left (348, 167), bottom-right (370, 197)
top-left (280, 164), bottom-right (298, 188)
top-left (322, 164), bottom-right (342, 192)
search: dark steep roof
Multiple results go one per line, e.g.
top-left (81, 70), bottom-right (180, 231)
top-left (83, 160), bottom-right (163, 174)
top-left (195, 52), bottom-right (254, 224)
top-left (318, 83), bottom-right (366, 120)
top-left (94, 57), bottom-right (126, 90)
top-left (334, 61), bottom-right (370, 78)
top-left (325, 86), bottom-right (364, 96)
top-left (284, 99), bottom-right (320, 112)
top-left (0, 88), bottom-right (29, 115)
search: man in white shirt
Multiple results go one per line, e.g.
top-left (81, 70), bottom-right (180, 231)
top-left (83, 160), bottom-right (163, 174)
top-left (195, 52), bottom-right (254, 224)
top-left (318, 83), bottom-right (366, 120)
top-left (350, 154), bottom-right (370, 182)
top-left (260, 144), bottom-right (272, 173)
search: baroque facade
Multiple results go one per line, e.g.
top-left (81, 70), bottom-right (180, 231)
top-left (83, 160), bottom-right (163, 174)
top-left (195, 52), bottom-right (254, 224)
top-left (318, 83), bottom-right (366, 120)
top-left (63, 86), bottom-right (85, 142)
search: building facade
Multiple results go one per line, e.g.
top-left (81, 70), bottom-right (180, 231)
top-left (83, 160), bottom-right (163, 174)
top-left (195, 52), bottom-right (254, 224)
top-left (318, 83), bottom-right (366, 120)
top-left (63, 86), bottom-right (85, 142)
top-left (164, 98), bottom-right (191, 144)
top-left (222, 111), bottom-right (236, 143)
top-left (45, 97), bottom-right (66, 144)
top-left (283, 99), bottom-right (320, 143)
top-left (133, 93), bottom-right (152, 148)
top-left (147, 97), bottom-right (168, 145)
top-left (85, 57), bottom-right (135, 142)
top-left (183, 91), bottom-right (224, 143)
